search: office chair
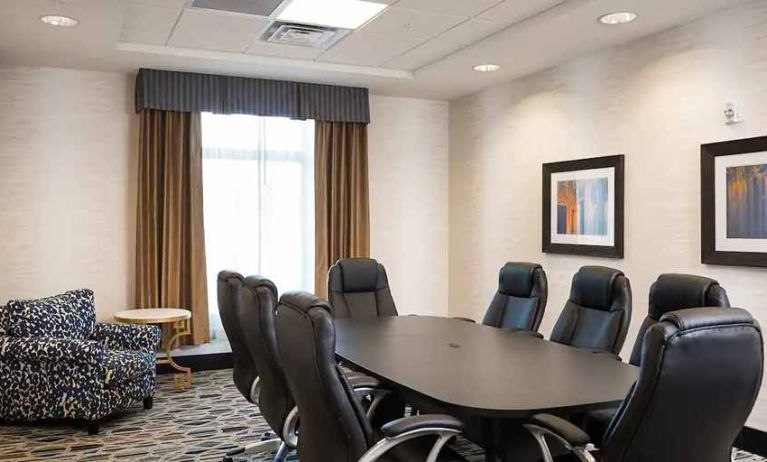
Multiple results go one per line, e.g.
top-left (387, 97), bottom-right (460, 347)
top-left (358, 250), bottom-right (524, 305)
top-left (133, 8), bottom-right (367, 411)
top-left (549, 266), bottom-right (632, 356)
top-left (481, 262), bottom-right (548, 332)
top-left (583, 273), bottom-right (730, 439)
top-left (524, 307), bottom-right (763, 462)
top-left (328, 258), bottom-right (398, 318)
top-left (275, 291), bottom-right (465, 462)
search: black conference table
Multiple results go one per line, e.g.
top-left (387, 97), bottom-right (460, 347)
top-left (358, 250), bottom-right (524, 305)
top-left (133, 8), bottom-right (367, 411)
top-left (335, 315), bottom-right (638, 462)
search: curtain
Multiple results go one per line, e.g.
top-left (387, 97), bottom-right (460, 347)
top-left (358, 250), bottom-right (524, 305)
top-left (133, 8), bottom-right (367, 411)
top-left (314, 121), bottom-right (370, 298)
top-left (201, 113), bottom-right (315, 340)
top-left (136, 109), bottom-right (210, 345)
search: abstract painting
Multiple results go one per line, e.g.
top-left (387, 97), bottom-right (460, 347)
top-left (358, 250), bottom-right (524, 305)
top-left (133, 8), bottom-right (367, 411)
top-left (702, 136), bottom-right (767, 267)
top-left (543, 155), bottom-right (624, 258)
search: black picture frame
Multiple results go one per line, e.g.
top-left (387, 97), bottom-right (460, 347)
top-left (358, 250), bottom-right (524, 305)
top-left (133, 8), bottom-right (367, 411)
top-left (542, 155), bottom-right (625, 258)
top-left (701, 136), bottom-right (767, 267)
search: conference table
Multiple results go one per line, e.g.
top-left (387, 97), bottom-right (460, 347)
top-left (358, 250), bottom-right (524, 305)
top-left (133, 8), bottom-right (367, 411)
top-left (335, 315), bottom-right (638, 462)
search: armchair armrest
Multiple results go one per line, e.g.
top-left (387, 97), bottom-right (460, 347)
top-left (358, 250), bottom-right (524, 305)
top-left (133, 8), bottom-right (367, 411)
top-left (0, 336), bottom-right (105, 366)
top-left (359, 414), bottom-right (464, 462)
top-left (91, 322), bottom-right (160, 353)
top-left (524, 414), bottom-right (596, 462)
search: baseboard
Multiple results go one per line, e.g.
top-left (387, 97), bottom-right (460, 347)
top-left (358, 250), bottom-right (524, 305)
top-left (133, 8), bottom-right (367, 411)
top-left (740, 426), bottom-right (767, 457)
top-left (156, 352), bottom-right (232, 374)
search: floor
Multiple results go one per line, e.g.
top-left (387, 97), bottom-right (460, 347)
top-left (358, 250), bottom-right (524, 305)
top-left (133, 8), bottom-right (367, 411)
top-left (0, 370), bottom-right (763, 462)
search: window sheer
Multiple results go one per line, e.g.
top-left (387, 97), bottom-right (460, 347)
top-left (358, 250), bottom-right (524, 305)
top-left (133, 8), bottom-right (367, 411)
top-left (202, 113), bottom-right (315, 340)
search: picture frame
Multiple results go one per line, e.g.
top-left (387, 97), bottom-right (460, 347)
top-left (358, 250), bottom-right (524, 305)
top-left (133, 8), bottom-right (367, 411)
top-left (542, 155), bottom-right (625, 258)
top-left (701, 136), bottom-right (767, 267)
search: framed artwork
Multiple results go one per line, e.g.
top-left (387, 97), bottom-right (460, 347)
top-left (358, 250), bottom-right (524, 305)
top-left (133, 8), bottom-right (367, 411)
top-left (701, 136), bottom-right (767, 267)
top-left (542, 155), bottom-right (624, 258)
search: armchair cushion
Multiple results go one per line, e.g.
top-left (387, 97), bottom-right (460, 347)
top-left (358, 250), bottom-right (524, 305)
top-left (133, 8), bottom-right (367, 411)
top-left (0, 336), bottom-right (105, 366)
top-left (92, 322), bottom-right (160, 353)
top-left (7, 289), bottom-right (95, 339)
top-left (103, 350), bottom-right (155, 386)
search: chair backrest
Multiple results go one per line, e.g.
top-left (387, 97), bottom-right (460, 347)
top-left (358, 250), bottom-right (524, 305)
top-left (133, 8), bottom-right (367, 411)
top-left (628, 273), bottom-right (730, 366)
top-left (217, 270), bottom-right (258, 402)
top-left (276, 291), bottom-right (373, 462)
top-left (550, 266), bottom-right (632, 355)
top-left (0, 304), bottom-right (9, 336)
top-left (328, 258), bottom-right (398, 319)
top-left (5, 289), bottom-right (96, 340)
top-left (602, 308), bottom-right (763, 462)
top-left (232, 274), bottom-right (295, 435)
top-left (482, 262), bottom-right (548, 331)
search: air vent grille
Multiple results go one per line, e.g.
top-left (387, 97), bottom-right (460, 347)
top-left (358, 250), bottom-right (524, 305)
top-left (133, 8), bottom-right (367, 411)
top-left (191, 0), bottom-right (284, 17)
top-left (263, 22), bottom-right (348, 49)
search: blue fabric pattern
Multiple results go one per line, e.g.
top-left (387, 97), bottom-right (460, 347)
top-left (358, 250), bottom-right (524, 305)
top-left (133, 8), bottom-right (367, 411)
top-left (7, 289), bottom-right (96, 340)
top-left (0, 291), bottom-right (160, 425)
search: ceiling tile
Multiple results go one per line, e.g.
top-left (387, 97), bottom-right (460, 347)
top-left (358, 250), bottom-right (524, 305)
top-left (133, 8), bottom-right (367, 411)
top-left (120, 28), bottom-right (171, 45)
top-left (360, 6), bottom-right (466, 39)
top-left (476, 0), bottom-right (565, 24)
top-left (122, 0), bottom-right (185, 33)
top-left (167, 9), bottom-right (271, 53)
top-left (393, 0), bottom-right (503, 18)
top-left (317, 29), bottom-right (425, 67)
top-left (384, 19), bottom-right (503, 70)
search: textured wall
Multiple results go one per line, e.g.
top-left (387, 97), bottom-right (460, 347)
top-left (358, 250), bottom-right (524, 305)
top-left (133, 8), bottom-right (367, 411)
top-left (369, 95), bottom-right (450, 316)
top-left (0, 66), bottom-right (138, 321)
top-left (449, 1), bottom-right (767, 429)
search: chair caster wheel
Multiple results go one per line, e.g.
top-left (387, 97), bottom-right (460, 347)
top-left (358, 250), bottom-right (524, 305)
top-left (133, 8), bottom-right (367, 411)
top-left (143, 397), bottom-right (154, 410)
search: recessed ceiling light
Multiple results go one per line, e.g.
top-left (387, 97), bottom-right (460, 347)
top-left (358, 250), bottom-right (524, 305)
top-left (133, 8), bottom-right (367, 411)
top-left (598, 12), bottom-right (637, 25)
top-left (40, 14), bottom-right (79, 27)
top-left (277, 0), bottom-right (388, 30)
top-left (473, 64), bottom-right (501, 73)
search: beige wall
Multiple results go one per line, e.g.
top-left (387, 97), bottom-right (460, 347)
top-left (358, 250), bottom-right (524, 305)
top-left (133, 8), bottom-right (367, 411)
top-left (0, 66), bottom-right (138, 321)
top-left (368, 95), bottom-right (450, 316)
top-left (449, 1), bottom-right (767, 429)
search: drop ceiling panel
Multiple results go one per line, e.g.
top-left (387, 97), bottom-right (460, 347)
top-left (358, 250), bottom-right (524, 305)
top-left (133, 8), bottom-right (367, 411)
top-left (122, 0), bottom-right (185, 32)
top-left (191, 0), bottom-right (284, 17)
top-left (393, 0), bottom-right (503, 18)
top-left (384, 19), bottom-right (503, 70)
top-left (358, 6), bottom-right (466, 39)
top-left (168, 9), bottom-right (270, 53)
top-left (120, 28), bottom-right (171, 45)
top-left (318, 29), bottom-right (425, 67)
top-left (476, 0), bottom-right (565, 24)
top-left (245, 40), bottom-right (326, 60)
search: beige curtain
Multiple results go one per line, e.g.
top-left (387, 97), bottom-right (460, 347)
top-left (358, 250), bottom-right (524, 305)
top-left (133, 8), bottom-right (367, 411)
top-left (136, 109), bottom-right (210, 345)
top-left (314, 121), bottom-right (371, 298)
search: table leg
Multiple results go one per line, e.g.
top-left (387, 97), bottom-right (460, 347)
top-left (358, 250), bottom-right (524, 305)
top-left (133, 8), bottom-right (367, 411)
top-left (157, 319), bottom-right (192, 390)
top-left (483, 419), bottom-right (499, 462)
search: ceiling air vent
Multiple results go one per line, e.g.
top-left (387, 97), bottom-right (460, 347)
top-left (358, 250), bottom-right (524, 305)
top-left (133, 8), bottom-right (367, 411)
top-left (191, 0), bottom-right (284, 17)
top-left (263, 22), bottom-right (348, 49)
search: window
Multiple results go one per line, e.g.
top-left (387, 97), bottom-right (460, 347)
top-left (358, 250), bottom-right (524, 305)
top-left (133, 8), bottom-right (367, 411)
top-left (201, 113), bottom-right (315, 340)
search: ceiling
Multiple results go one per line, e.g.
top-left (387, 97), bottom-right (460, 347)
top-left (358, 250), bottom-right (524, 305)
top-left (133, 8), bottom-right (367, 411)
top-left (0, 0), bottom-right (752, 100)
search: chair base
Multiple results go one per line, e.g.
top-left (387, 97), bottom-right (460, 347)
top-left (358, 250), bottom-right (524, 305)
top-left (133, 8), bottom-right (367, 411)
top-left (223, 438), bottom-right (286, 462)
top-left (87, 421), bottom-right (100, 436)
top-left (143, 397), bottom-right (153, 410)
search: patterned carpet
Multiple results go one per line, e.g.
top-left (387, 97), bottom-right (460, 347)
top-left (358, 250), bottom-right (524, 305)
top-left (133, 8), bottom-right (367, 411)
top-left (0, 369), bottom-right (763, 462)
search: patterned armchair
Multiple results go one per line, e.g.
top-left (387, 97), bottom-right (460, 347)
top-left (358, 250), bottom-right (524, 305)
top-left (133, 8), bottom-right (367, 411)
top-left (0, 289), bottom-right (160, 434)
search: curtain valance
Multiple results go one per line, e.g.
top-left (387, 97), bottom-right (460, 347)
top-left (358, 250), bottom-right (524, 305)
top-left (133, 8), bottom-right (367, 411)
top-left (135, 68), bottom-right (370, 124)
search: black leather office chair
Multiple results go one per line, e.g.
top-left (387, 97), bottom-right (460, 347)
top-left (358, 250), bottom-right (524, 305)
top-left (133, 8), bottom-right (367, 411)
top-left (628, 273), bottom-right (730, 366)
top-left (524, 307), bottom-right (763, 462)
top-left (549, 266), bottom-right (632, 356)
top-left (223, 273), bottom-right (297, 462)
top-left (583, 273), bottom-right (731, 439)
top-left (328, 258), bottom-right (398, 318)
top-left (275, 291), bottom-right (465, 462)
top-left (482, 262), bottom-right (548, 332)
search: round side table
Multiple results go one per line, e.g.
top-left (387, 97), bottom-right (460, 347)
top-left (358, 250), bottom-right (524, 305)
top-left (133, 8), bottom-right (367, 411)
top-left (114, 308), bottom-right (193, 390)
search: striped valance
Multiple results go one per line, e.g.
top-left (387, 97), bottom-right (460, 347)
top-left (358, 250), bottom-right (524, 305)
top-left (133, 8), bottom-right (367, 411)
top-left (135, 68), bottom-right (370, 124)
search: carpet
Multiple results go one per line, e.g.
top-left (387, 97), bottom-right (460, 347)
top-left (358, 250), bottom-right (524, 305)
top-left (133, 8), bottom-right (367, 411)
top-left (0, 370), bottom-right (763, 461)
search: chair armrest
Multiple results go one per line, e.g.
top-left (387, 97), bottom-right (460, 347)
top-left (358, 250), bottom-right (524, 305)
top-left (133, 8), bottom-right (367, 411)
top-left (524, 414), bottom-right (596, 462)
top-left (91, 322), bottom-right (161, 353)
top-left (381, 414), bottom-right (464, 438)
top-left (0, 336), bottom-right (105, 366)
top-left (591, 350), bottom-right (622, 361)
top-left (347, 373), bottom-right (383, 390)
top-left (513, 329), bottom-right (544, 339)
top-left (358, 414), bottom-right (463, 462)
top-left (452, 317), bottom-right (475, 323)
